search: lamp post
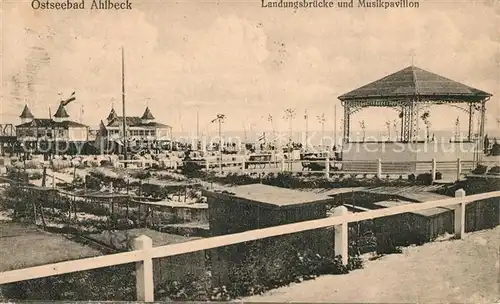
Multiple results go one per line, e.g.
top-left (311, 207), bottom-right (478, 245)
top-left (317, 113), bottom-right (326, 150)
top-left (304, 110), bottom-right (308, 152)
top-left (211, 114), bottom-right (226, 172)
top-left (284, 108), bottom-right (296, 171)
top-left (385, 120), bottom-right (391, 141)
top-left (359, 120), bottom-right (366, 142)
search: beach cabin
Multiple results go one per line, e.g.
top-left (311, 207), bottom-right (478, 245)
top-left (203, 184), bottom-right (335, 286)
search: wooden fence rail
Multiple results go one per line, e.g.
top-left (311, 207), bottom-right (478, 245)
top-left (0, 189), bottom-right (499, 302)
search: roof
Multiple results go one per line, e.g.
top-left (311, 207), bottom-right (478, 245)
top-left (19, 104), bottom-right (34, 119)
top-left (338, 66), bottom-right (492, 102)
top-left (204, 184), bottom-right (335, 208)
top-left (16, 118), bottom-right (87, 128)
top-left (53, 104), bottom-right (69, 118)
top-left (361, 186), bottom-right (449, 202)
top-left (373, 200), bottom-right (454, 217)
top-left (106, 108), bottom-right (118, 121)
top-left (141, 107), bottom-right (155, 120)
top-left (106, 116), bottom-right (171, 128)
top-left (301, 187), bottom-right (368, 196)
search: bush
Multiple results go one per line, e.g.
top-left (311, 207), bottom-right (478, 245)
top-left (415, 172), bottom-right (436, 185)
top-left (130, 171), bottom-right (152, 180)
top-left (490, 142), bottom-right (500, 156)
top-left (100, 160), bottom-right (112, 167)
top-left (28, 172), bottom-right (43, 180)
top-left (487, 166), bottom-right (500, 175)
top-left (1, 264), bottom-right (135, 301)
top-left (25, 161), bottom-right (43, 169)
top-left (472, 165), bottom-right (488, 175)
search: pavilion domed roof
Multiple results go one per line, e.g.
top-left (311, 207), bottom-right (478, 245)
top-left (338, 66), bottom-right (492, 102)
top-left (54, 104), bottom-right (69, 118)
top-left (107, 107), bottom-right (118, 121)
top-left (20, 104), bottom-right (34, 119)
top-left (141, 107), bottom-right (155, 120)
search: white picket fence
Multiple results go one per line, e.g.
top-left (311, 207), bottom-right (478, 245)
top-left (0, 189), bottom-right (499, 302)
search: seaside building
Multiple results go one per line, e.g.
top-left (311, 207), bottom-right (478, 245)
top-left (15, 104), bottom-right (91, 156)
top-left (95, 106), bottom-right (173, 153)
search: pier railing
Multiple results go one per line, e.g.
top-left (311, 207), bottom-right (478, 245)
top-left (0, 189), bottom-right (499, 302)
top-left (185, 157), bottom-right (499, 181)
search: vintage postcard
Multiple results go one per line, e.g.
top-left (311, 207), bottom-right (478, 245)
top-left (0, 0), bottom-right (499, 302)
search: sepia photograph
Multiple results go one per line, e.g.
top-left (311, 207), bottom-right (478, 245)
top-left (0, 0), bottom-right (499, 302)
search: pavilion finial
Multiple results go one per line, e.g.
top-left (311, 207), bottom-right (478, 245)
top-left (409, 50), bottom-right (416, 66)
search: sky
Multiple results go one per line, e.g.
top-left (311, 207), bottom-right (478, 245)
top-left (1, 0), bottom-right (499, 135)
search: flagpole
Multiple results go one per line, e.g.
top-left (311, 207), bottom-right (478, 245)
top-left (334, 105), bottom-right (337, 150)
top-left (321, 114), bottom-right (325, 150)
top-left (243, 121), bottom-right (247, 153)
top-left (196, 110), bottom-right (200, 150)
top-left (121, 46), bottom-right (128, 167)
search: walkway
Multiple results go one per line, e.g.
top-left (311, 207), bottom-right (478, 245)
top-left (243, 226), bottom-right (500, 303)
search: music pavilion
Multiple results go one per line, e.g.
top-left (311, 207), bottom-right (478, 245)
top-left (338, 65), bottom-right (492, 171)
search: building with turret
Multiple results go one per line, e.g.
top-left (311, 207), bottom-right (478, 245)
top-left (95, 106), bottom-right (172, 153)
top-left (15, 103), bottom-right (90, 155)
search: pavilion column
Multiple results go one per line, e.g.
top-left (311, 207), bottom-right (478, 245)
top-left (413, 100), bottom-right (420, 142)
top-left (402, 104), bottom-right (412, 142)
top-left (400, 106), bottom-right (404, 142)
top-left (401, 98), bottom-right (418, 142)
top-left (343, 104), bottom-right (350, 143)
top-left (478, 99), bottom-right (487, 162)
top-left (468, 103), bottom-right (474, 142)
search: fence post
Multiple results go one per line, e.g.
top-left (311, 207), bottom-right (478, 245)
top-left (454, 189), bottom-right (466, 239)
top-left (133, 235), bottom-right (154, 302)
top-left (376, 158), bottom-right (382, 179)
top-left (333, 206), bottom-right (348, 265)
top-left (456, 158), bottom-right (462, 182)
top-left (325, 156), bottom-right (330, 178)
top-left (281, 157), bottom-right (286, 172)
top-left (205, 159), bottom-right (210, 171)
top-left (431, 158), bottom-right (437, 183)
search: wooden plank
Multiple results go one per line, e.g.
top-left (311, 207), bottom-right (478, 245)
top-left (0, 250), bottom-right (143, 285)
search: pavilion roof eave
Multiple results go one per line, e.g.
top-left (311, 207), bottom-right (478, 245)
top-left (338, 93), bottom-right (491, 103)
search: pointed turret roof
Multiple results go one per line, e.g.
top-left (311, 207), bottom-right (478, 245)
top-left (19, 104), bottom-right (34, 119)
top-left (338, 66), bottom-right (492, 102)
top-left (107, 107), bottom-right (118, 121)
top-left (54, 103), bottom-right (69, 118)
top-left (141, 107), bottom-right (155, 120)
